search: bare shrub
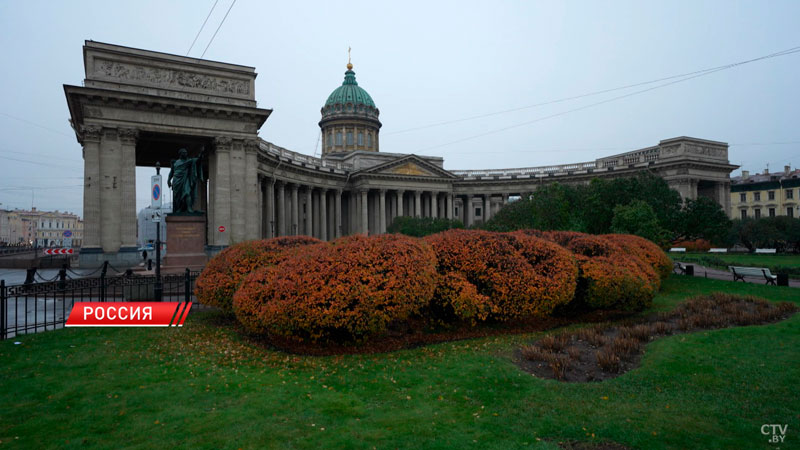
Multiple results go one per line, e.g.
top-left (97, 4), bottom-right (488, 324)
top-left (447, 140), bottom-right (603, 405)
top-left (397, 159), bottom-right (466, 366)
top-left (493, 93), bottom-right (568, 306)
top-left (596, 348), bottom-right (621, 373)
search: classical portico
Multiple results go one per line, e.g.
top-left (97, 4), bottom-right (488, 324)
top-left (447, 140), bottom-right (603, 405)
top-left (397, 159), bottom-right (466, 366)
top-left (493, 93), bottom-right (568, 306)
top-left (64, 42), bottom-right (738, 268)
top-left (65, 41), bottom-right (271, 267)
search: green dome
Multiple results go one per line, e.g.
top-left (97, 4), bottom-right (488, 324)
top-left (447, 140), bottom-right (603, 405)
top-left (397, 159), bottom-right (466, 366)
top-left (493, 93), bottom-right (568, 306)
top-left (324, 69), bottom-right (376, 108)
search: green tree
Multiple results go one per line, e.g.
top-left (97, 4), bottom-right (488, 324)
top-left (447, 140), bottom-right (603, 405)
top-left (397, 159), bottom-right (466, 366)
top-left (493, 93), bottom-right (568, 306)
top-left (610, 200), bottom-right (666, 243)
top-left (678, 197), bottom-right (730, 244)
top-left (387, 216), bottom-right (464, 237)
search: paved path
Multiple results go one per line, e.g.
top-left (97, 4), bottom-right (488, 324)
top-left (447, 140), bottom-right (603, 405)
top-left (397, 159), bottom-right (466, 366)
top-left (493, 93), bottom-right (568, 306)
top-left (673, 262), bottom-right (800, 288)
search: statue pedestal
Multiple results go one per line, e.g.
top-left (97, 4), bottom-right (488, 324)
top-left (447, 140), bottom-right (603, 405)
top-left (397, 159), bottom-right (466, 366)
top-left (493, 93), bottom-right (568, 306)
top-left (163, 215), bottom-right (207, 272)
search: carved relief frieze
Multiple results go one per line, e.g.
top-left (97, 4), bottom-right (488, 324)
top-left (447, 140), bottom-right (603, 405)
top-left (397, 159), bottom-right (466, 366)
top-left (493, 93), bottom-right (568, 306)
top-left (94, 58), bottom-right (250, 97)
top-left (686, 144), bottom-right (726, 159)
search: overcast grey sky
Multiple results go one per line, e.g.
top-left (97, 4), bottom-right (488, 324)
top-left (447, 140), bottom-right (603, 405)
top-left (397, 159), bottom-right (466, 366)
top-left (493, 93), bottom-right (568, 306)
top-left (1, 0), bottom-right (798, 216)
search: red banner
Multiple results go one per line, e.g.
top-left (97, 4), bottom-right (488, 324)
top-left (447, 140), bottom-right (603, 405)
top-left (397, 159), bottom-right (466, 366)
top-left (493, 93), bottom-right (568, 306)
top-left (65, 302), bottom-right (192, 327)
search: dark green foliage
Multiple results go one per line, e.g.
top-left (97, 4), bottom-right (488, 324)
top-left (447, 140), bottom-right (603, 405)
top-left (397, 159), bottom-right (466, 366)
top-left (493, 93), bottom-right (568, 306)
top-left (387, 216), bottom-right (464, 237)
top-left (484, 173), bottom-right (682, 240)
top-left (610, 200), bottom-right (667, 244)
top-left (678, 197), bottom-right (731, 244)
top-left (484, 183), bottom-right (583, 232)
top-left (727, 217), bottom-right (800, 252)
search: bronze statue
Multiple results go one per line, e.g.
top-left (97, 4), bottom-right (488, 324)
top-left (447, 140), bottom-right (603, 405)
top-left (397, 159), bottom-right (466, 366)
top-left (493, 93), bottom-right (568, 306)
top-left (168, 147), bottom-right (205, 214)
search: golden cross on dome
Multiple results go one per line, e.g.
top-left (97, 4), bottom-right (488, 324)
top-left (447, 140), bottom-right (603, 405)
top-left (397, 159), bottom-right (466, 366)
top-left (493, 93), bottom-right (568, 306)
top-left (347, 46), bottom-right (353, 70)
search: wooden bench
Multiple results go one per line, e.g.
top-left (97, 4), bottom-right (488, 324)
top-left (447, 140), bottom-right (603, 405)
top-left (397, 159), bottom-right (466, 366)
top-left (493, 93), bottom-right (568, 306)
top-left (729, 266), bottom-right (777, 285)
top-left (673, 261), bottom-right (692, 275)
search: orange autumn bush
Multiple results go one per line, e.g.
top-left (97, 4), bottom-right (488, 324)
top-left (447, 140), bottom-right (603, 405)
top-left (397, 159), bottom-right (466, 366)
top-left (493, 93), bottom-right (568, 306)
top-left (232, 234), bottom-right (438, 341)
top-left (424, 229), bottom-right (577, 322)
top-left (602, 233), bottom-right (672, 279)
top-left (194, 236), bottom-right (322, 313)
top-left (670, 238), bottom-right (712, 252)
top-left (535, 230), bottom-right (658, 310)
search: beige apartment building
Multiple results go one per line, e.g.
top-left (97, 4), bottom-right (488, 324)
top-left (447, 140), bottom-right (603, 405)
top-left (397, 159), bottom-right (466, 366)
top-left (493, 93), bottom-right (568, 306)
top-left (730, 166), bottom-right (800, 219)
top-left (0, 208), bottom-right (83, 247)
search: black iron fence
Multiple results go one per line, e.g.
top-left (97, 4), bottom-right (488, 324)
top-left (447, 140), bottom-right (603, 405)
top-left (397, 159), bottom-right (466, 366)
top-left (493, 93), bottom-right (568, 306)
top-left (1, 263), bottom-right (202, 340)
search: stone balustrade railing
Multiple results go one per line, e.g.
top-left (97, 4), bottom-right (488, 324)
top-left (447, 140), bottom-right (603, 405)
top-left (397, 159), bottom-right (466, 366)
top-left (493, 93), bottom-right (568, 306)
top-left (258, 140), bottom-right (354, 172)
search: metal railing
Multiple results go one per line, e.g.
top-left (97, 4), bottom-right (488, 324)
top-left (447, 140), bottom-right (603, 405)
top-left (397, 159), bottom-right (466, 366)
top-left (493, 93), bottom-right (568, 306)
top-left (0, 264), bottom-right (202, 340)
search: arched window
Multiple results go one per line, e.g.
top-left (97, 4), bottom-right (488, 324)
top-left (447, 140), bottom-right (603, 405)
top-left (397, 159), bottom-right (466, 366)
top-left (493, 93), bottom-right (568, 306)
top-left (336, 132), bottom-right (342, 146)
top-left (327, 133), bottom-right (332, 148)
top-left (358, 132), bottom-right (363, 146)
top-left (346, 132), bottom-right (353, 146)
top-left (368, 134), bottom-right (373, 148)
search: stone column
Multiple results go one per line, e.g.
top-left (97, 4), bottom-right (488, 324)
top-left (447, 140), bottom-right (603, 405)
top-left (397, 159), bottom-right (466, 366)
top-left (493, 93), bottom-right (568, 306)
top-left (211, 136), bottom-right (232, 246)
top-left (484, 195), bottom-right (492, 222)
top-left (379, 189), bottom-right (387, 234)
top-left (80, 125), bottom-right (102, 251)
top-left (432, 192), bottom-right (439, 219)
top-left (320, 188), bottom-right (328, 241)
top-left (397, 190), bottom-right (404, 218)
top-left (466, 194), bottom-right (474, 227)
top-left (502, 193), bottom-right (509, 206)
top-left (414, 191), bottom-right (422, 217)
top-left (291, 184), bottom-right (299, 235)
top-left (99, 128), bottom-right (122, 252)
top-left (360, 189), bottom-right (369, 234)
top-left (334, 189), bottom-right (342, 238)
top-left (118, 128), bottom-right (138, 251)
top-left (305, 186), bottom-right (313, 236)
top-left (277, 181), bottom-right (286, 236)
top-left (229, 139), bottom-right (246, 244)
top-left (349, 191), bottom-right (357, 235)
top-left (446, 193), bottom-right (453, 220)
top-left (244, 140), bottom-right (260, 240)
top-left (265, 179), bottom-right (275, 238)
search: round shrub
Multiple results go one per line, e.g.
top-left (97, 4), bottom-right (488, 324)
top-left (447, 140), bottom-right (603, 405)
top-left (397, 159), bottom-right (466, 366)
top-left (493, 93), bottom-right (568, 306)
top-left (534, 230), bottom-right (657, 310)
top-left (602, 234), bottom-right (672, 279)
top-left (194, 236), bottom-right (322, 313)
top-left (232, 234), bottom-right (438, 341)
top-left (424, 229), bottom-right (577, 322)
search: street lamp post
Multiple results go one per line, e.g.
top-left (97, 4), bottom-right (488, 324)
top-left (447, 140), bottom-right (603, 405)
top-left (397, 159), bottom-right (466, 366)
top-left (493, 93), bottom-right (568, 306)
top-left (154, 162), bottom-right (163, 302)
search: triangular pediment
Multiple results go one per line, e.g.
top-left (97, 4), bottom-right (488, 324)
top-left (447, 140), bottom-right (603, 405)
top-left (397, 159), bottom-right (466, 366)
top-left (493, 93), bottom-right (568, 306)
top-left (359, 155), bottom-right (457, 179)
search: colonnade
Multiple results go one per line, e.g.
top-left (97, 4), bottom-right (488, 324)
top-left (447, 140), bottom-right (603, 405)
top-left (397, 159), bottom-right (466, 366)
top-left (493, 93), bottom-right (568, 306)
top-left (256, 177), bottom-right (517, 239)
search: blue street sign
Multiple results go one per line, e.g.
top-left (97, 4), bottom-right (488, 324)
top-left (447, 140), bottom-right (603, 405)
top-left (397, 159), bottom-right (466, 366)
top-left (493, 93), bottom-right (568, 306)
top-left (151, 174), bottom-right (162, 209)
top-left (63, 230), bottom-right (72, 238)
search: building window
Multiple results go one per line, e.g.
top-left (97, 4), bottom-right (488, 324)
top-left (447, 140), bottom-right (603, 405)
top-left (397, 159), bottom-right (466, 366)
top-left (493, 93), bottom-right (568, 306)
top-left (740, 210), bottom-right (747, 219)
top-left (754, 192), bottom-right (761, 201)
top-left (358, 132), bottom-right (363, 146)
top-left (368, 134), bottom-right (373, 148)
top-left (787, 189), bottom-right (794, 199)
top-left (739, 193), bottom-right (746, 202)
top-left (755, 209), bottom-right (761, 219)
top-left (768, 191), bottom-right (775, 200)
top-left (475, 207), bottom-right (482, 217)
top-left (788, 207), bottom-right (794, 218)
top-left (455, 207), bottom-right (459, 217)
top-left (327, 133), bottom-right (332, 148)
top-left (346, 132), bottom-right (353, 145)
top-left (335, 132), bottom-right (342, 146)
top-left (769, 208), bottom-right (776, 217)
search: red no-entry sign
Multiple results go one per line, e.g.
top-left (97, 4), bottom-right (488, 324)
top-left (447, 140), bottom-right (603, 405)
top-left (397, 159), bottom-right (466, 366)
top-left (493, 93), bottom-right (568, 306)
top-left (218, 226), bottom-right (226, 233)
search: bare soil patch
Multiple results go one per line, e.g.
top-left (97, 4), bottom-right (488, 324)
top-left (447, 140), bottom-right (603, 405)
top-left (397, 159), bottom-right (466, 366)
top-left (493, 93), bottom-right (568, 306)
top-left (516, 293), bottom-right (797, 382)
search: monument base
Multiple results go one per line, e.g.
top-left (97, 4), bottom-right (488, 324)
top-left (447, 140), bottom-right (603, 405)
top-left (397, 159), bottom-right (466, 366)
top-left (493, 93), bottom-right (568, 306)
top-left (163, 215), bottom-right (208, 272)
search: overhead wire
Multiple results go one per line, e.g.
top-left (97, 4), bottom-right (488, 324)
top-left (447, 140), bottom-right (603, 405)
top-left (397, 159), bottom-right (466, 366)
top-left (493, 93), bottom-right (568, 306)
top-left (186, 0), bottom-right (219, 56)
top-left (201, 0), bottom-right (237, 58)
top-left (411, 46), bottom-right (800, 153)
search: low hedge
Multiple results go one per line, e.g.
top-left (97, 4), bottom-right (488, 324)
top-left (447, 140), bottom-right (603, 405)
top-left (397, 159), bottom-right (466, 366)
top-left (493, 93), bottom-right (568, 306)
top-left (232, 234), bottom-right (438, 341)
top-left (194, 236), bottom-right (322, 313)
top-left (198, 229), bottom-right (669, 344)
top-left (424, 229), bottom-right (578, 322)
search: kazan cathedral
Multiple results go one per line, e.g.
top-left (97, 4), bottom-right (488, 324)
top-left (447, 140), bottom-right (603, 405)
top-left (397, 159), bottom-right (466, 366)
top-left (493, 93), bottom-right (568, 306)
top-left (65, 42), bottom-right (737, 266)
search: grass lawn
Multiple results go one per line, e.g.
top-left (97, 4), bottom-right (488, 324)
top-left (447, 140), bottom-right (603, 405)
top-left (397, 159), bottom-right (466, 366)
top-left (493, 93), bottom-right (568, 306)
top-left (1, 276), bottom-right (798, 449)
top-left (672, 252), bottom-right (800, 275)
